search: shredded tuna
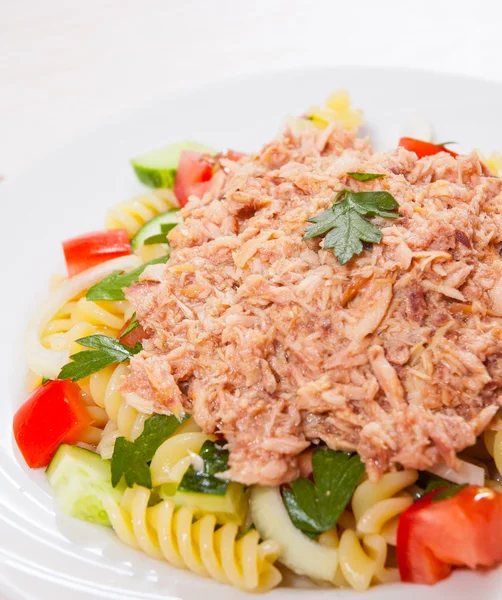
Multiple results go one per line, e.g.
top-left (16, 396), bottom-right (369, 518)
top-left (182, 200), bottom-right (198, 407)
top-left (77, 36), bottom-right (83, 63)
top-left (123, 121), bottom-right (502, 485)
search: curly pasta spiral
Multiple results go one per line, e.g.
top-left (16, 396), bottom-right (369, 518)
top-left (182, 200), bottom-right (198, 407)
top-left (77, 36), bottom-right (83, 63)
top-left (104, 486), bottom-right (282, 592)
top-left (315, 469), bottom-right (418, 591)
top-left (41, 297), bottom-right (132, 355)
top-left (351, 469), bottom-right (418, 545)
top-left (105, 189), bottom-right (178, 237)
top-left (150, 429), bottom-right (213, 486)
top-left (91, 363), bottom-right (149, 459)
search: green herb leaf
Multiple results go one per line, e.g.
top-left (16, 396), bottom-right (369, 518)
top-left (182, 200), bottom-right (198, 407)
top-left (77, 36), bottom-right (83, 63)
top-left (58, 334), bottom-right (141, 381)
top-left (111, 414), bottom-right (187, 488)
top-left (41, 377), bottom-right (51, 385)
top-left (347, 172), bottom-right (386, 182)
top-left (303, 190), bottom-right (399, 264)
top-left (119, 313), bottom-right (140, 339)
top-left (436, 141), bottom-right (457, 147)
top-left (144, 223), bottom-right (178, 245)
top-left (422, 477), bottom-right (468, 502)
top-left (284, 448), bottom-right (365, 537)
top-left (86, 254), bottom-right (170, 301)
top-left (178, 439), bottom-right (230, 495)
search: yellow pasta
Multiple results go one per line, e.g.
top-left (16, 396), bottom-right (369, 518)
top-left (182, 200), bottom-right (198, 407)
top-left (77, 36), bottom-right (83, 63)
top-left (352, 469), bottom-right (418, 544)
top-left (150, 429), bottom-right (212, 486)
top-left (41, 297), bottom-right (132, 355)
top-left (104, 486), bottom-right (282, 592)
top-left (307, 90), bottom-right (363, 131)
top-left (91, 363), bottom-right (149, 458)
top-left (105, 189), bottom-right (178, 237)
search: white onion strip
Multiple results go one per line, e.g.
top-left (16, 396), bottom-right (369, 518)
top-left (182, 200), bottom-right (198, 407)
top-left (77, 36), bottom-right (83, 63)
top-left (427, 459), bottom-right (485, 486)
top-left (24, 254), bottom-right (142, 379)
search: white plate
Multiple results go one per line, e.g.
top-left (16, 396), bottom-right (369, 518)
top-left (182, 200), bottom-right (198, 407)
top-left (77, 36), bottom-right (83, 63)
top-left (1, 67), bottom-right (502, 600)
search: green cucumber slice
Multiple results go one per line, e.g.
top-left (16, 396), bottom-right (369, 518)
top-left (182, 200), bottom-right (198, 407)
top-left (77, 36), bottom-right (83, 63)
top-left (131, 140), bottom-right (216, 188)
top-left (131, 210), bottom-right (181, 250)
top-left (160, 481), bottom-right (248, 525)
top-left (46, 444), bottom-right (124, 527)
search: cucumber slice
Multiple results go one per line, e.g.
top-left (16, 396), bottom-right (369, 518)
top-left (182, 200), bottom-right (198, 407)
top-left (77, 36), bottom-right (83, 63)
top-left (46, 444), bottom-right (124, 527)
top-left (131, 210), bottom-right (181, 250)
top-left (131, 140), bottom-right (216, 188)
top-left (250, 485), bottom-right (339, 582)
top-left (160, 482), bottom-right (248, 525)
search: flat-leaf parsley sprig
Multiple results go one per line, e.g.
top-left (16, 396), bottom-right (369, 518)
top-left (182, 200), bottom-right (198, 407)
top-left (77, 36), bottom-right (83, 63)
top-left (283, 448), bottom-right (365, 538)
top-left (58, 334), bottom-right (141, 381)
top-left (303, 190), bottom-right (399, 265)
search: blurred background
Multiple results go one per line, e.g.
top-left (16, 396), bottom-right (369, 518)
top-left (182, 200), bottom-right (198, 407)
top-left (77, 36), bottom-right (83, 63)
top-left (1, 0), bottom-right (502, 178)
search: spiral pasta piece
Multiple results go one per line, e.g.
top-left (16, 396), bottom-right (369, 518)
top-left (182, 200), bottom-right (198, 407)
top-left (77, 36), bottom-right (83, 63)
top-left (150, 430), bottom-right (214, 486)
top-left (91, 363), bottom-right (149, 458)
top-left (41, 297), bottom-right (132, 355)
top-left (106, 189), bottom-right (178, 237)
top-left (351, 469), bottom-right (418, 545)
top-left (104, 486), bottom-right (281, 592)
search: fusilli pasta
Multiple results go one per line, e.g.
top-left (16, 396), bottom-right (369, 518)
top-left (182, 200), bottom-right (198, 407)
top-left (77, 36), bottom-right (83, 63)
top-left (103, 486), bottom-right (282, 592)
top-left (105, 189), bottom-right (178, 237)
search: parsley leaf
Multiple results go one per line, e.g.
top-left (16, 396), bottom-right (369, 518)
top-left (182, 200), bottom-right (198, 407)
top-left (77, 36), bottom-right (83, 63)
top-left (144, 223), bottom-right (178, 245)
top-left (86, 254), bottom-right (169, 301)
top-left (303, 190), bottom-right (399, 265)
top-left (283, 448), bottom-right (365, 537)
top-left (119, 312), bottom-right (140, 339)
top-left (347, 172), bottom-right (386, 182)
top-left (41, 377), bottom-right (51, 385)
top-left (178, 440), bottom-right (230, 495)
top-left (111, 414), bottom-right (187, 488)
top-left (422, 477), bottom-right (468, 502)
top-left (58, 334), bottom-right (141, 381)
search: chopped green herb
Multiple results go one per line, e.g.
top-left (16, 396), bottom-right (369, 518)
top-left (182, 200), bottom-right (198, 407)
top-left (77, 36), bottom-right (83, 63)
top-left (86, 254), bottom-right (169, 301)
top-left (346, 172), bottom-right (386, 182)
top-left (111, 414), bottom-right (187, 488)
top-left (143, 222), bottom-right (177, 245)
top-left (178, 440), bottom-right (230, 495)
top-left (58, 335), bottom-right (141, 381)
top-left (283, 448), bottom-right (365, 537)
top-left (304, 190), bottom-right (399, 265)
top-left (119, 313), bottom-right (140, 339)
top-left (41, 377), bottom-right (51, 385)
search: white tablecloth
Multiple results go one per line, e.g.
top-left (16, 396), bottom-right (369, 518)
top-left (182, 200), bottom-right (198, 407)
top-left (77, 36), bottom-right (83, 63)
top-left (2, 0), bottom-right (502, 178)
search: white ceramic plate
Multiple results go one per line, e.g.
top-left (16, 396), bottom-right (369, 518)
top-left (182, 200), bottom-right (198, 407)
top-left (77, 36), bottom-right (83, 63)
top-left (1, 67), bottom-right (502, 600)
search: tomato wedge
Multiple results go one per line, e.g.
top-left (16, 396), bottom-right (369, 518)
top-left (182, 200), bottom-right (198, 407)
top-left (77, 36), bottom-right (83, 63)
top-left (117, 316), bottom-right (146, 347)
top-left (398, 137), bottom-right (458, 159)
top-left (397, 486), bottom-right (502, 585)
top-left (63, 230), bottom-right (131, 277)
top-left (13, 380), bottom-right (92, 468)
top-left (174, 151), bottom-right (214, 207)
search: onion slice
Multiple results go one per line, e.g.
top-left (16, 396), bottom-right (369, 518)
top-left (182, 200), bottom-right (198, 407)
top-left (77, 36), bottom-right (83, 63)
top-left (427, 459), bottom-right (485, 487)
top-left (25, 254), bottom-right (142, 379)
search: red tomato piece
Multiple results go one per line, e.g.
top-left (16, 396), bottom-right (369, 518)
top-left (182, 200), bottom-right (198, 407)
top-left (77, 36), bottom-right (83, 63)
top-left (117, 317), bottom-right (146, 347)
top-left (174, 151), bottom-right (214, 207)
top-left (13, 380), bottom-right (92, 468)
top-left (62, 230), bottom-right (131, 277)
top-left (398, 137), bottom-right (458, 159)
top-left (397, 486), bottom-right (502, 585)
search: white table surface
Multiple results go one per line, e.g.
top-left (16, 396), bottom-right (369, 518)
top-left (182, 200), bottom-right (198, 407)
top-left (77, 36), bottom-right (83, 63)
top-left (2, 0), bottom-right (502, 179)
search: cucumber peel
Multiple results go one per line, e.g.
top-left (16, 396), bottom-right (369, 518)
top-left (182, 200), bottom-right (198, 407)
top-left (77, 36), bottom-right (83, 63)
top-left (131, 210), bottom-right (181, 250)
top-left (46, 444), bottom-right (124, 527)
top-left (160, 481), bottom-right (248, 525)
top-left (131, 140), bottom-right (216, 188)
